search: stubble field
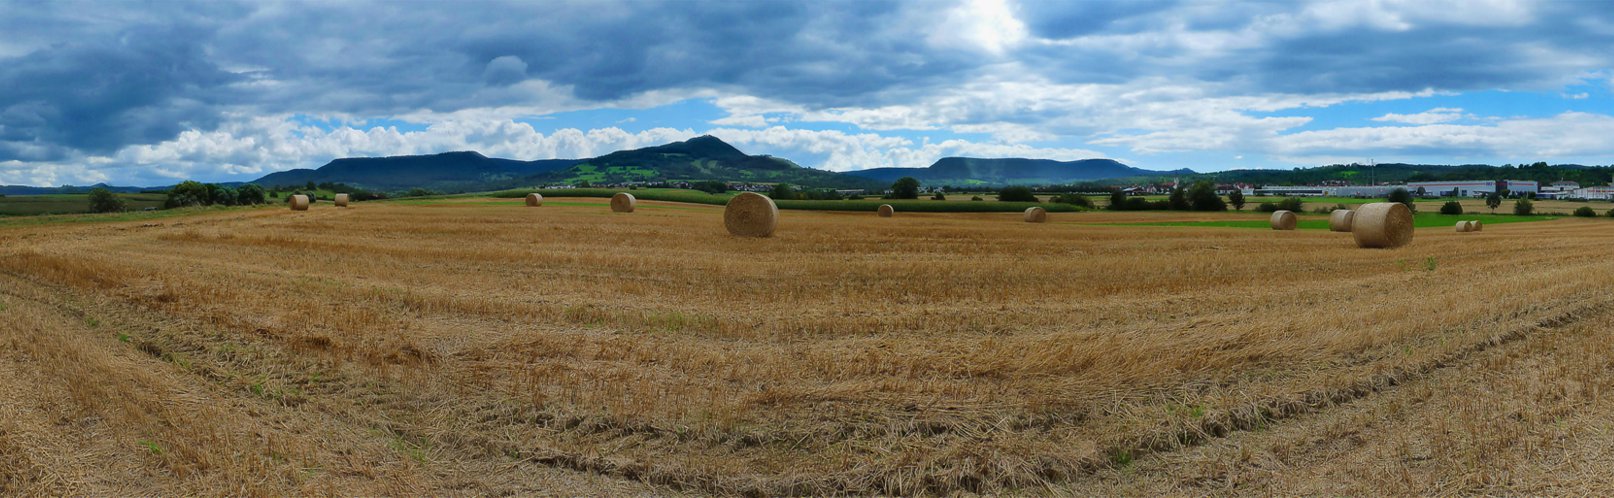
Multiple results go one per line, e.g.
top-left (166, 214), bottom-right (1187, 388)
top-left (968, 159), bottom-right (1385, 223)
top-left (3, 197), bottom-right (1613, 495)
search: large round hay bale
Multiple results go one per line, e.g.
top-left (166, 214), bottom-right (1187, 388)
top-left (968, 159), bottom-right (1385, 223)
top-left (1270, 210), bottom-right (1297, 230)
top-left (1328, 209), bottom-right (1355, 232)
top-left (1024, 206), bottom-right (1047, 223)
top-left (525, 193), bottom-right (543, 207)
top-left (1454, 221), bottom-right (1472, 233)
top-left (334, 193), bottom-right (350, 207)
top-left (1470, 220), bottom-right (1483, 232)
top-left (723, 192), bottom-right (778, 237)
top-left (611, 192), bottom-right (636, 213)
top-left (289, 194), bottom-right (310, 211)
top-left (877, 204), bottom-right (895, 217)
top-left (1352, 202), bottom-right (1414, 248)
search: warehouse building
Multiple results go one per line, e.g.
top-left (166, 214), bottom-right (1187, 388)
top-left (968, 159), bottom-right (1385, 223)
top-left (1405, 180), bottom-right (1538, 197)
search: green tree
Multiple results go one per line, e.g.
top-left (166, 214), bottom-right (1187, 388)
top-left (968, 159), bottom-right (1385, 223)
top-left (1167, 186), bottom-right (1190, 210)
top-left (237, 184), bottom-right (267, 205)
top-left (1228, 189), bottom-right (1246, 211)
top-left (165, 180), bottom-right (211, 208)
top-left (87, 187), bottom-right (126, 213)
top-left (1439, 201), bottom-right (1463, 215)
top-left (1387, 188), bottom-right (1416, 212)
top-left (931, 192), bottom-right (946, 200)
top-left (1108, 190), bottom-right (1127, 211)
top-left (1574, 206), bottom-right (1597, 217)
top-left (1514, 198), bottom-right (1534, 216)
top-left (888, 177), bottom-right (921, 199)
top-left (769, 182), bottom-right (796, 200)
top-left (1485, 192), bottom-right (1502, 213)
top-left (997, 186), bottom-right (1038, 202)
top-left (1186, 181), bottom-right (1226, 211)
top-left (210, 186), bottom-right (238, 206)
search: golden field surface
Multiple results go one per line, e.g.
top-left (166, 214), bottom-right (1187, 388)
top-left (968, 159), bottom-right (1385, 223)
top-left (4, 197), bottom-right (1614, 495)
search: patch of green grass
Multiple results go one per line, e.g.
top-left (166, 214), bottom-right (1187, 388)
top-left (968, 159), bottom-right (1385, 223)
top-left (467, 188), bottom-right (1085, 213)
top-left (138, 439), bottom-right (164, 455)
top-left (0, 204), bottom-right (265, 228)
top-left (1110, 212), bottom-right (1557, 230)
top-left (0, 193), bottom-right (166, 216)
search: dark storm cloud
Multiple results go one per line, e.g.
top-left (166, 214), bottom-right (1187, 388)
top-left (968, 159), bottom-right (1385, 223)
top-left (0, 24), bottom-right (242, 160)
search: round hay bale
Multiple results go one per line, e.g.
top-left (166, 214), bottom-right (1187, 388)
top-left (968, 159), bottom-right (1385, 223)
top-left (611, 192), bottom-right (636, 213)
top-left (1470, 220), bottom-right (1483, 232)
top-left (1328, 209), bottom-right (1355, 232)
top-left (1270, 210), bottom-right (1297, 230)
top-left (1455, 221), bottom-right (1472, 233)
top-left (1351, 202), bottom-right (1414, 249)
top-left (289, 194), bottom-right (310, 211)
top-left (723, 192), bottom-right (778, 237)
top-left (525, 193), bottom-right (543, 207)
top-left (1024, 206), bottom-right (1047, 223)
top-left (877, 204), bottom-right (895, 217)
top-left (334, 193), bottom-right (350, 207)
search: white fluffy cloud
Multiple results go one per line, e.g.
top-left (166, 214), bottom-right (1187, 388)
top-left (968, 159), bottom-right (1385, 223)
top-left (709, 126), bottom-right (1109, 171)
top-left (1370, 107), bottom-right (1469, 125)
top-left (1271, 111), bottom-right (1614, 162)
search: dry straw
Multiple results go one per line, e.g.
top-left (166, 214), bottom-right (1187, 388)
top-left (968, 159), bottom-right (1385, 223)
top-left (611, 193), bottom-right (636, 213)
top-left (1024, 206), bottom-right (1047, 223)
top-left (334, 193), bottom-right (350, 207)
top-left (289, 195), bottom-right (310, 211)
top-left (1470, 220), bottom-right (1483, 232)
top-left (724, 192), bottom-right (778, 237)
top-left (878, 204), bottom-right (895, 217)
top-left (1352, 202), bottom-right (1414, 248)
top-left (1328, 209), bottom-right (1355, 232)
top-left (525, 193), bottom-right (543, 207)
top-left (1455, 221), bottom-right (1472, 233)
top-left (1270, 210), bottom-right (1297, 230)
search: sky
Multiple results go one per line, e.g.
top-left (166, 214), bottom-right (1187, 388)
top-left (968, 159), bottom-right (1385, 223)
top-left (1, 0), bottom-right (1613, 187)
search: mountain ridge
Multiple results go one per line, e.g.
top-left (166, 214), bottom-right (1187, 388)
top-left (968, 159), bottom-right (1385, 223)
top-left (846, 157), bottom-right (1194, 186)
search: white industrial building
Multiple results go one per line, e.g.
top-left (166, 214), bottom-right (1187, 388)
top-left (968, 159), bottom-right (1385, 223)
top-left (1571, 187), bottom-right (1614, 200)
top-left (1405, 180), bottom-right (1538, 197)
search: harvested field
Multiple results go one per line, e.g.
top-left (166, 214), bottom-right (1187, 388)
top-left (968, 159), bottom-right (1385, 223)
top-left (3, 196), bottom-right (1614, 495)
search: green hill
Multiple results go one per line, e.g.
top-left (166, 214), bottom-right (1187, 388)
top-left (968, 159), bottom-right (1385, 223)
top-left (252, 136), bottom-right (883, 193)
top-left (847, 157), bottom-right (1193, 186)
top-left (540, 135), bottom-right (880, 189)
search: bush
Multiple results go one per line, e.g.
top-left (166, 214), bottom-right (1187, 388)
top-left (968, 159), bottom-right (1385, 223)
top-left (1259, 197), bottom-right (1303, 213)
top-left (87, 187), bottom-right (126, 213)
top-left (970, 195), bottom-right (983, 201)
top-left (1439, 201), bottom-right (1463, 215)
top-left (1574, 206), bottom-right (1597, 217)
top-left (1050, 193), bottom-right (1093, 208)
top-left (1607, 209), bottom-right (1614, 218)
top-left (691, 180), bottom-right (728, 194)
top-left (997, 186), bottom-right (1038, 202)
top-left (1388, 188), bottom-right (1416, 212)
top-left (931, 192), bottom-right (946, 201)
top-left (1514, 198), bottom-right (1534, 216)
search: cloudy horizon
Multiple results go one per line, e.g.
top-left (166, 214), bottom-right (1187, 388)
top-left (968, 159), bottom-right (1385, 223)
top-left (2, 0), bottom-right (1612, 187)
